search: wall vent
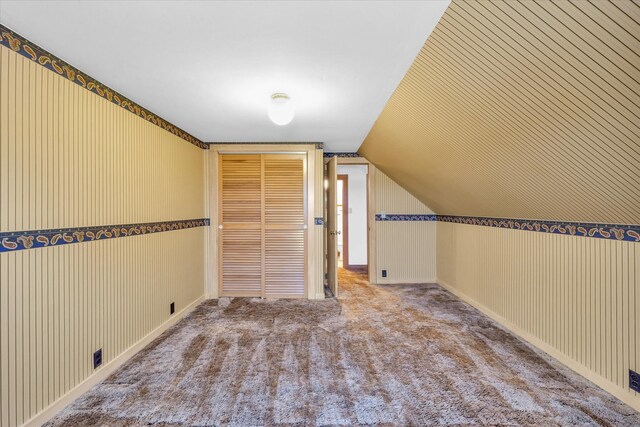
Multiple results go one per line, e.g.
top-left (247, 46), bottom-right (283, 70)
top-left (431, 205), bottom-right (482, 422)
top-left (630, 370), bottom-right (640, 393)
top-left (93, 349), bottom-right (103, 369)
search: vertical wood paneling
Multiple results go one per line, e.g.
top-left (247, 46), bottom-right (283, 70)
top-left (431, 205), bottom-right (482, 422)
top-left (360, 0), bottom-right (640, 224)
top-left (0, 230), bottom-right (205, 426)
top-left (0, 43), bottom-right (207, 426)
top-left (437, 221), bottom-right (640, 409)
top-left (0, 45), bottom-right (204, 232)
top-left (374, 170), bottom-right (436, 283)
top-left (375, 169), bottom-right (434, 215)
top-left (376, 221), bottom-right (436, 284)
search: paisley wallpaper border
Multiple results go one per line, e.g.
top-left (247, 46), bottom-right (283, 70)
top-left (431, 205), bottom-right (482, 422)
top-left (437, 215), bottom-right (640, 243)
top-left (375, 214), bottom-right (639, 242)
top-left (0, 24), bottom-right (207, 150)
top-left (3, 213), bottom-right (638, 253)
top-left (375, 214), bottom-right (436, 221)
top-left (324, 152), bottom-right (361, 158)
top-left (0, 219), bottom-right (210, 253)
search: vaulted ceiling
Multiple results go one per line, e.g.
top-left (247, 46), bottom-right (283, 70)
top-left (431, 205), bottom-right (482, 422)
top-left (359, 0), bottom-right (640, 224)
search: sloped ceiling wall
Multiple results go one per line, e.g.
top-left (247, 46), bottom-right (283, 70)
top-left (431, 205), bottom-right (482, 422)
top-left (359, 0), bottom-right (640, 225)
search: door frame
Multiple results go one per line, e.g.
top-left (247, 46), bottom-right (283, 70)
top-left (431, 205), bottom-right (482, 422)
top-left (324, 156), bottom-right (377, 286)
top-left (207, 144), bottom-right (322, 300)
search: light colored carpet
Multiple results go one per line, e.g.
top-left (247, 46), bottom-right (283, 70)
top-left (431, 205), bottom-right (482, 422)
top-left (47, 269), bottom-right (640, 426)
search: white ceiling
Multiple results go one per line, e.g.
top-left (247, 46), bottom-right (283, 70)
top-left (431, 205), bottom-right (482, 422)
top-left (0, 0), bottom-right (449, 151)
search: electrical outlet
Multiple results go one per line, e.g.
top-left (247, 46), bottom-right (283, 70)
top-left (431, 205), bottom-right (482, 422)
top-left (93, 349), bottom-right (102, 369)
top-left (630, 369), bottom-right (640, 393)
top-left (382, 269), bottom-right (387, 278)
top-left (170, 302), bottom-right (175, 315)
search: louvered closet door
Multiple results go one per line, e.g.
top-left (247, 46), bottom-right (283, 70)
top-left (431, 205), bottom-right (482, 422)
top-left (264, 154), bottom-right (306, 298)
top-left (219, 153), bottom-right (307, 298)
top-left (220, 155), bottom-right (262, 297)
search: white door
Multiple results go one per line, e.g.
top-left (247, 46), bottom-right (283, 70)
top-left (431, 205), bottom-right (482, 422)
top-left (326, 156), bottom-right (338, 297)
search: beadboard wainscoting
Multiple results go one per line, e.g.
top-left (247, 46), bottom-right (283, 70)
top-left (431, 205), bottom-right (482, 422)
top-left (0, 40), bottom-right (207, 427)
top-left (437, 221), bottom-right (640, 411)
top-left (1, 229), bottom-right (205, 426)
top-left (373, 170), bottom-right (436, 284)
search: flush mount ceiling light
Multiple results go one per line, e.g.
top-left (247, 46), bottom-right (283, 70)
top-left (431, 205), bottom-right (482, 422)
top-left (268, 93), bottom-right (295, 126)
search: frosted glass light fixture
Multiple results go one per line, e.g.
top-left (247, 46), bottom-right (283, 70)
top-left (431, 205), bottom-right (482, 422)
top-left (268, 93), bottom-right (294, 126)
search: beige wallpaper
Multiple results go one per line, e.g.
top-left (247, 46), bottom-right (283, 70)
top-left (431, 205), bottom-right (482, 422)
top-left (437, 221), bottom-right (640, 411)
top-left (359, 0), bottom-right (640, 410)
top-left (360, 0), bottom-right (640, 224)
top-left (0, 44), bottom-right (206, 426)
top-left (374, 169), bottom-right (436, 284)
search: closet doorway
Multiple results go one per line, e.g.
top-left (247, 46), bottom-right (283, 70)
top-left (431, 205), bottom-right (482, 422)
top-left (218, 153), bottom-right (307, 298)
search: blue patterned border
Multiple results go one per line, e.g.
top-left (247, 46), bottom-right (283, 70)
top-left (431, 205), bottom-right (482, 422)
top-left (0, 24), bottom-right (207, 150)
top-left (438, 215), bottom-right (640, 243)
top-left (324, 152), bottom-right (361, 158)
top-left (374, 213), bottom-right (639, 242)
top-left (376, 214), bottom-right (437, 221)
top-left (0, 219), bottom-right (210, 253)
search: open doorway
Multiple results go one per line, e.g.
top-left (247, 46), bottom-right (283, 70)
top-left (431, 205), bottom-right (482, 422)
top-left (337, 165), bottom-right (368, 272)
top-left (337, 175), bottom-right (347, 268)
top-left (325, 158), bottom-right (370, 298)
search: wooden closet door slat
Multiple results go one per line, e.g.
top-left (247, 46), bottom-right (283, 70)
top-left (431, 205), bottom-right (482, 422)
top-left (221, 155), bottom-right (262, 224)
top-left (221, 227), bottom-right (262, 296)
top-left (265, 229), bottom-right (305, 298)
top-left (264, 156), bottom-right (305, 224)
top-left (264, 155), bottom-right (306, 298)
top-left (220, 154), bottom-right (262, 297)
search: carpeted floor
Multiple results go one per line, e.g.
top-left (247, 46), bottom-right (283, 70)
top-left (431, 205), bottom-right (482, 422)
top-left (47, 269), bottom-right (640, 426)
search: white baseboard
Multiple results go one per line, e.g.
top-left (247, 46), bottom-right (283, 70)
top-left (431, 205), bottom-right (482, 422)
top-left (24, 295), bottom-right (205, 427)
top-left (436, 278), bottom-right (640, 413)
